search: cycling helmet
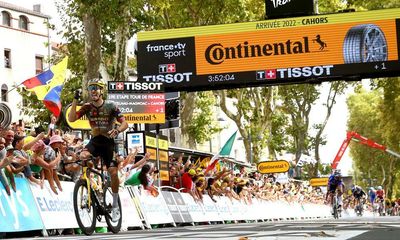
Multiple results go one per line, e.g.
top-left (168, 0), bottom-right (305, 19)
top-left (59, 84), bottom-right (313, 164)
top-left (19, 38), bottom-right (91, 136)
top-left (377, 186), bottom-right (382, 190)
top-left (87, 78), bottom-right (106, 89)
top-left (333, 169), bottom-right (341, 178)
top-left (369, 187), bottom-right (375, 191)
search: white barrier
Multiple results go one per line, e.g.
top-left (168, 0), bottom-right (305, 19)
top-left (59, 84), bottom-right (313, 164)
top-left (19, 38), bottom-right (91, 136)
top-left (1, 179), bottom-right (334, 233)
top-left (181, 193), bottom-right (209, 223)
top-left (119, 188), bottom-right (144, 229)
top-left (202, 195), bottom-right (223, 222)
top-left (30, 181), bottom-right (80, 229)
top-left (129, 186), bottom-right (175, 227)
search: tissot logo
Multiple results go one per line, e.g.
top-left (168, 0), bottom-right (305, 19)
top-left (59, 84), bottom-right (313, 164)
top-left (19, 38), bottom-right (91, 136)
top-left (256, 69), bottom-right (276, 80)
top-left (256, 65), bottom-right (334, 80)
top-left (270, 0), bottom-right (292, 8)
top-left (159, 64), bottom-right (176, 73)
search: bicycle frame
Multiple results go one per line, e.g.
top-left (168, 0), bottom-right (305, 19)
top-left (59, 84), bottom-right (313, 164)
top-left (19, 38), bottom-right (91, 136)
top-left (80, 159), bottom-right (106, 209)
top-left (329, 190), bottom-right (341, 219)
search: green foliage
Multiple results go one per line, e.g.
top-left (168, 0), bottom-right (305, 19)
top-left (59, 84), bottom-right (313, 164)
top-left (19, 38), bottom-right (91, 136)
top-left (278, 84), bottom-right (320, 157)
top-left (346, 0), bottom-right (400, 10)
top-left (187, 91), bottom-right (222, 143)
top-left (347, 82), bottom-right (400, 199)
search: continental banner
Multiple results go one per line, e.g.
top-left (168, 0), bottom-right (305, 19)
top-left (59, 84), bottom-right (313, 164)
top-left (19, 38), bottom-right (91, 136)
top-left (310, 177), bottom-right (329, 187)
top-left (257, 160), bottom-right (290, 174)
top-left (137, 8), bottom-right (400, 92)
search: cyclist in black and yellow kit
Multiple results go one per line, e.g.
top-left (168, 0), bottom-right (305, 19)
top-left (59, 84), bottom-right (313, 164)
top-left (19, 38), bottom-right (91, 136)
top-left (68, 78), bottom-right (128, 222)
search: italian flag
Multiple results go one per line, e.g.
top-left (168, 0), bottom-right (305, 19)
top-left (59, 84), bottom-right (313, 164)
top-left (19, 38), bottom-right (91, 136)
top-left (205, 130), bottom-right (237, 173)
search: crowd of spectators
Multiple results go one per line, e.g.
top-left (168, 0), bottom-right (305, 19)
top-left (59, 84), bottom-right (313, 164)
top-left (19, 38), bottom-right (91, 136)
top-left (167, 153), bottom-right (326, 205)
top-left (3, 118), bottom-right (399, 214)
top-left (0, 117), bottom-right (163, 198)
top-left (0, 117), bottom-right (85, 195)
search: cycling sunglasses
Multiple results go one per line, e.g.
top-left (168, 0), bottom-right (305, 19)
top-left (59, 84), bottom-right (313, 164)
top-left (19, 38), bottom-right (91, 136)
top-left (87, 85), bottom-right (101, 91)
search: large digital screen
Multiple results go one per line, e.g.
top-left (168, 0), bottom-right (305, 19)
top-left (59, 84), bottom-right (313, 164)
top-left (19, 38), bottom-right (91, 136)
top-left (137, 8), bottom-right (400, 92)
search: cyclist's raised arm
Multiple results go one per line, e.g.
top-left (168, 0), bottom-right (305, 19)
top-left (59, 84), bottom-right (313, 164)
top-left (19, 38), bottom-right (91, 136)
top-left (68, 90), bottom-right (82, 122)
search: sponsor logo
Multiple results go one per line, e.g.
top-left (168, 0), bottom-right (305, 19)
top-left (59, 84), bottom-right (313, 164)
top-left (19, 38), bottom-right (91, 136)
top-left (146, 43), bottom-right (186, 59)
top-left (256, 69), bottom-right (277, 80)
top-left (159, 63), bottom-right (176, 73)
top-left (142, 72), bottom-right (193, 83)
top-left (109, 82), bottom-right (164, 91)
top-left (270, 0), bottom-right (292, 8)
top-left (205, 37), bottom-right (310, 65)
top-left (256, 65), bottom-right (334, 80)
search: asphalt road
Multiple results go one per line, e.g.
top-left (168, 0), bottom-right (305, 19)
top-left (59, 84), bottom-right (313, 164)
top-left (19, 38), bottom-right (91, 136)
top-left (5, 214), bottom-right (400, 240)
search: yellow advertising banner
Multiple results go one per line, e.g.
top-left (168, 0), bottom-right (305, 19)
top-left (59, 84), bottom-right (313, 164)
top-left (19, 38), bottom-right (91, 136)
top-left (137, 8), bottom-right (400, 92)
top-left (159, 150), bottom-right (168, 162)
top-left (146, 148), bottom-right (168, 162)
top-left (310, 177), bottom-right (329, 187)
top-left (145, 135), bottom-right (169, 150)
top-left (160, 170), bottom-right (169, 181)
top-left (139, 8), bottom-right (399, 40)
top-left (123, 113), bottom-right (165, 124)
top-left (65, 105), bottom-right (91, 130)
top-left (194, 19), bottom-right (398, 75)
top-left (147, 148), bottom-right (157, 160)
top-left (257, 160), bottom-right (290, 174)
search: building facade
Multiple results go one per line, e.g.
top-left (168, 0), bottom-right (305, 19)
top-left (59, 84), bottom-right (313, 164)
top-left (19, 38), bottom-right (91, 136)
top-left (0, 1), bottom-right (50, 125)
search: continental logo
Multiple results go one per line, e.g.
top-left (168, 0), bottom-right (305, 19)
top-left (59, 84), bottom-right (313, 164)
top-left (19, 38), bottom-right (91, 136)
top-left (205, 37), bottom-right (311, 65)
top-left (257, 160), bottom-right (290, 174)
top-left (310, 178), bottom-right (329, 187)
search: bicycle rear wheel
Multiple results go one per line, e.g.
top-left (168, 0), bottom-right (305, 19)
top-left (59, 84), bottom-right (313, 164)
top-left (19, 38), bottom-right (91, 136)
top-left (103, 183), bottom-right (122, 233)
top-left (73, 179), bottom-right (97, 235)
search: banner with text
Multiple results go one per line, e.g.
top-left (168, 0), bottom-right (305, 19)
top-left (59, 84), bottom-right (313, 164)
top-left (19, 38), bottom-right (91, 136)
top-left (138, 8), bottom-right (400, 92)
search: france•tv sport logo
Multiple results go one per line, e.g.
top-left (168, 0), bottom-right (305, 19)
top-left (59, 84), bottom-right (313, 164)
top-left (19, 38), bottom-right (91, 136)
top-left (159, 64), bottom-right (176, 73)
top-left (256, 69), bottom-right (277, 80)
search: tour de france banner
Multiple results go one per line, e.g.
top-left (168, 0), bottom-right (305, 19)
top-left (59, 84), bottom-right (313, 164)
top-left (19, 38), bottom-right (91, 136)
top-left (137, 8), bottom-right (400, 92)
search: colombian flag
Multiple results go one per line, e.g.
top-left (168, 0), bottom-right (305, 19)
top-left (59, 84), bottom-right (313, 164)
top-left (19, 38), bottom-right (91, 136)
top-left (21, 57), bottom-right (68, 117)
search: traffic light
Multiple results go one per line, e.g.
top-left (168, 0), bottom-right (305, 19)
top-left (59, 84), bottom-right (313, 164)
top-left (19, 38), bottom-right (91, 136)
top-left (165, 98), bottom-right (179, 120)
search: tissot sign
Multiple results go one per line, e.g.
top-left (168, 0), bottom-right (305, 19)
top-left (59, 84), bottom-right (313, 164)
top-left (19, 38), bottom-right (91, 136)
top-left (265, 0), bottom-right (315, 19)
top-left (137, 8), bottom-right (400, 92)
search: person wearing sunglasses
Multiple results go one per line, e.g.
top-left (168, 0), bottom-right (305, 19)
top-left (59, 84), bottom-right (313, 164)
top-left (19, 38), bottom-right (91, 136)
top-left (68, 77), bottom-right (128, 222)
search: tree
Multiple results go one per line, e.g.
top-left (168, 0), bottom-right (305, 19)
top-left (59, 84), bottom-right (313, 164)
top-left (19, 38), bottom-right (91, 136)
top-left (279, 84), bottom-right (319, 163)
top-left (346, 85), bottom-right (400, 198)
top-left (145, 0), bottom-right (266, 149)
top-left (18, 0), bottom-right (151, 127)
top-left (311, 82), bottom-right (347, 177)
top-left (216, 87), bottom-right (276, 163)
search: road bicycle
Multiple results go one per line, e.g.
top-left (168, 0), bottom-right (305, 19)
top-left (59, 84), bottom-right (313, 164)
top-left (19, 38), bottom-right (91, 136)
top-left (72, 157), bottom-right (122, 235)
top-left (354, 199), bottom-right (364, 216)
top-left (331, 191), bottom-right (341, 219)
top-left (377, 198), bottom-right (385, 216)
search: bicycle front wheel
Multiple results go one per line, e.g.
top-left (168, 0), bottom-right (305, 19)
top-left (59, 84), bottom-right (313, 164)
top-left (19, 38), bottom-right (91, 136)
top-left (332, 196), bottom-right (339, 219)
top-left (73, 179), bottom-right (97, 235)
top-left (103, 183), bottom-right (122, 234)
